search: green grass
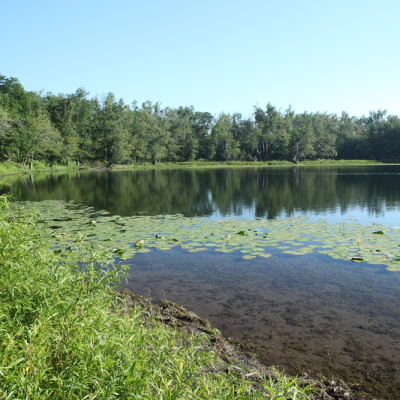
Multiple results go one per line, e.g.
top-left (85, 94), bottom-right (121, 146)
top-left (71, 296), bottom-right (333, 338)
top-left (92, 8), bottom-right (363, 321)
top-left (111, 159), bottom-right (391, 170)
top-left (1, 158), bottom-right (397, 177)
top-left (299, 159), bottom-right (390, 165)
top-left (0, 189), bottom-right (314, 399)
top-left (0, 162), bottom-right (25, 175)
top-left (0, 161), bottom-right (75, 176)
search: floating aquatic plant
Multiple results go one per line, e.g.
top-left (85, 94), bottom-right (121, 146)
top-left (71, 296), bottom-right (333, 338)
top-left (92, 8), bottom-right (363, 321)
top-left (7, 200), bottom-right (400, 271)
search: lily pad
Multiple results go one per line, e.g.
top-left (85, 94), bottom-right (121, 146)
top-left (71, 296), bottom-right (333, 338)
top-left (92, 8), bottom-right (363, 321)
top-left (8, 200), bottom-right (400, 270)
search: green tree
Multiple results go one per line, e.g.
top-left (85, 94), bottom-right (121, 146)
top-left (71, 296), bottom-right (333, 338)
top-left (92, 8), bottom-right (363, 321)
top-left (253, 103), bottom-right (282, 161)
top-left (336, 112), bottom-right (357, 159)
top-left (210, 113), bottom-right (240, 161)
top-left (290, 112), bottom-right (316, 162)
top-left (0, 104), bottom-right (15, 161)
top-left (44, 88), bottom-right (94, 164)
top-left (20, 110), bottom-right (61, 169)
top-left (312, 113), bottom-right (338, 159)
top-left (234, 118), bottom-right (259, 161)
top-left (131, 102), bottom-right (170, 165)
top-left (168, 107), bottom-right (197, 162)
top-left (192, 111), bottom-right (214, 160)
top-left (91, 94), bottom-right (131, 164)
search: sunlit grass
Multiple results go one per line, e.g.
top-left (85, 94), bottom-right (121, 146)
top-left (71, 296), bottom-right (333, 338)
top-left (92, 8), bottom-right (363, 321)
top-left (0, 161), bottom-right (24, 175)
top-left (0, 159), bottom-right (395, 177)
top-left (0, 160), bottom-right (75, 176)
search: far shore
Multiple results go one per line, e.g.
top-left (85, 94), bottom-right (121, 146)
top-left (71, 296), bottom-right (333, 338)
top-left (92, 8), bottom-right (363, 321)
top-left (1, 159), bottom-right (398, 178)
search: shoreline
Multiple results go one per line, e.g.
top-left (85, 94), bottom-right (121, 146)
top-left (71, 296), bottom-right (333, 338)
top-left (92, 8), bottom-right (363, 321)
top-left (0, 159), bottom-right (398, 178)
top-left (116, 288), bottom-right (370, 400)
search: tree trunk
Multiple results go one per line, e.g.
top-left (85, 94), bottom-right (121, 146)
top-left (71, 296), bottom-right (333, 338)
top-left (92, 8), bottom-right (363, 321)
top-left (262, 141), bottom-right (266, 162)
top-left (30, 154), bottom-right (33, 171)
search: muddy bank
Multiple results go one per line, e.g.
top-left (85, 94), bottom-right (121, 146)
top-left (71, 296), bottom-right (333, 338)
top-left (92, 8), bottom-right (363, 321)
top-left (116, 289), bottom-right (372, 400)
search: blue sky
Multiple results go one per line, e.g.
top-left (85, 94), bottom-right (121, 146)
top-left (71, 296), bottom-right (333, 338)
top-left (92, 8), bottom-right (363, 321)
top-left (1, 0), bottom-right (399, 117)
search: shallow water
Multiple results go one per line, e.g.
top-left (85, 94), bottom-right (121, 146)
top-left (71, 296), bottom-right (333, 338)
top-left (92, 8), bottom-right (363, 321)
top-left (3, 165), bottom-right (400, 398)
top-left (123, 248), bottom-right (400, 397)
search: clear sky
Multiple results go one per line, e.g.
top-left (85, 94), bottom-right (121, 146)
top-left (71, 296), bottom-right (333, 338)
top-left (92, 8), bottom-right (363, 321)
top-left (1, 0), bottom-right (399, 117)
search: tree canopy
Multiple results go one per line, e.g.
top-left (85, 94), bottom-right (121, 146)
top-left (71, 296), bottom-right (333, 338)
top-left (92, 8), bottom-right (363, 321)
top-left (1, 74), bottom-right (399, 166)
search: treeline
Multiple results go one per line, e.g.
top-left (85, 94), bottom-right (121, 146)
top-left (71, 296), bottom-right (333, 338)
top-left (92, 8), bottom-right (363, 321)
top-left (1, 74), bottom-right (399, 167)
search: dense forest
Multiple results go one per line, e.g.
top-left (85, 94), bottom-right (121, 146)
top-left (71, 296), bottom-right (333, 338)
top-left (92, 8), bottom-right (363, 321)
top-left (1, 74), bottom-right (399, 167)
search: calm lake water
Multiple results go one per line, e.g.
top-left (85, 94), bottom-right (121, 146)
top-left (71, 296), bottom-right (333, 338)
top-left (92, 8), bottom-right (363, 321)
top-left (3, 165), bottom-right (400, 398)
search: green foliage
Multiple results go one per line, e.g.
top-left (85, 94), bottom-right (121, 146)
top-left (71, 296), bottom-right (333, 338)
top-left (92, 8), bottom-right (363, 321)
top-left (1, 73), bottom-right (400, 167)
top-left (0, 192), bottom-right (314, 399)
top-left (258, 369), bottom-right (313, 399)
top-left (210, 113), bottom-right (241, 161)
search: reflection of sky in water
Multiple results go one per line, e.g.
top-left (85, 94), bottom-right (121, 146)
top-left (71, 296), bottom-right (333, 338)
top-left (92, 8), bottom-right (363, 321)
top-left (208, 202), bottom-right (400, 227)
top-left (204, 167), bottom-right (400, 226)
top-left (317, 172), bottom-right (400, 175)
top-left (291, 207), bottom-right (400, 227)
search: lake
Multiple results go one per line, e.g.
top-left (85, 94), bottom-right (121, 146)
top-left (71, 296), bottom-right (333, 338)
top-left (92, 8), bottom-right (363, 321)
top-left (3, 165), bottom-right (400, 398)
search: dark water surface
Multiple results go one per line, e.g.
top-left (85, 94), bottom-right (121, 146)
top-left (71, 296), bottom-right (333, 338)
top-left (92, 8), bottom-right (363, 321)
top-left (3, 165), bottom-right (400, 224)
top-left (3, 165), bottom-right (400, 398)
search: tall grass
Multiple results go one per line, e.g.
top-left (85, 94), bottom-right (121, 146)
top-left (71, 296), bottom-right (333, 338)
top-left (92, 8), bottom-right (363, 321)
top-left (0, 190), bottom-right (313, 399)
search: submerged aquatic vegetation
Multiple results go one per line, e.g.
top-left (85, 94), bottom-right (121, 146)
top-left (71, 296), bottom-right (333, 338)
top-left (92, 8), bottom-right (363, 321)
top-left (9, 199), bottom-right (400, 271)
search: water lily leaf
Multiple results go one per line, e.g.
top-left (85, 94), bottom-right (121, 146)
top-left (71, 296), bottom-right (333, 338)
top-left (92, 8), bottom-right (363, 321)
top-left (136, 248), bottom-right (150, 253)
top-left (9, 199), bottom-right (400, 268)
top-left (386, 265), bottom-right (400, 271)
top-left (283, 250), bottom-right (308, 255)
top-left (258, 253), bottom-right (272, 258)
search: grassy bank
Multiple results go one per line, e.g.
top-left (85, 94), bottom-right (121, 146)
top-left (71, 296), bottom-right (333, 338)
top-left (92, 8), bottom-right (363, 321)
top-left (0, 160), bottom-right (75, 176)
top-left (0, 191), bottom-right (315, 399)
top-left (0, 159), bottom-right (396, 177)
